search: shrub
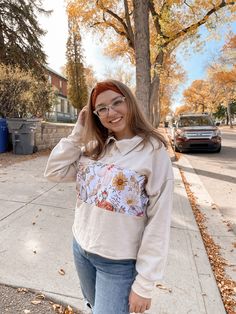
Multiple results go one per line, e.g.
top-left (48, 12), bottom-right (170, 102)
top-left (0, 63), bottom-right (56, 118)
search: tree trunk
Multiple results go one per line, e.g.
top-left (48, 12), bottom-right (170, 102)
top-left (133, 0), bottom-right (151, 120)
top-left (0, 24), bottom-right (6, 62)
top-left (227, 103), bottom-right (233, 128)
top-left (150, 50), bottom-right (164, 127)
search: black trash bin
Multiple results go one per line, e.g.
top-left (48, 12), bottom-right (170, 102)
top-left (7, 118), bottom-right (38, 155)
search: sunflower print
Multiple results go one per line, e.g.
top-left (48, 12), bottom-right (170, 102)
top-left (112, 172), bottom-right (127, 191)
top-left (76, 161), bottom-right (149, 217)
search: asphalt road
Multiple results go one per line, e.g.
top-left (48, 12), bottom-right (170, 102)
top-left (183, 128), bottom-right (236, 225)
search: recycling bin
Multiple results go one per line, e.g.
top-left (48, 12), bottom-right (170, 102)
top-left (0, 118), bottom-right (9, 153)
top-left (7, 118), bottom-right (38, 155)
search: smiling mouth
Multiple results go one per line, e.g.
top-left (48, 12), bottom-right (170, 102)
top-left (110, 117), bottom-right (122, 124)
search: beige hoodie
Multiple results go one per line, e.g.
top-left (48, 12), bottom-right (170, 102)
top-left (44, 121), bottom-right (174, 298)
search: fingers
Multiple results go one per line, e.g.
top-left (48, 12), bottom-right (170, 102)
top-left (78, 106), bottom-right (88, 126)
top-left (128, 289), bottom-right (151, 313)
top-left (129, 302), bottom-right (150, 313)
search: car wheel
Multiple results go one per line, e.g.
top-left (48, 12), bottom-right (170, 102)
top-left (174, 144), bottom-right (180, 153)
top-left (215, 145), bottom-right (221, 153)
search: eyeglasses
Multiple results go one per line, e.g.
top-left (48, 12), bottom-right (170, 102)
top-left (93, 96), bottom-right (126, 117)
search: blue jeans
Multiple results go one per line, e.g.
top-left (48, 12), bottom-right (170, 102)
top-left (72, 238), bottom-right (137, 314)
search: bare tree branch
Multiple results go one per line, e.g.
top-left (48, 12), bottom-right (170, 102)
top-left (162, 0), bottom-right (236, 49)
top-left (124, 0), bottom-right (134, 47)
top-left (149, 0), bottom-right (166, 37)
top-left (184, 0), bottom-right (195, 14)
top-left (102, 13), bottom-right (127, 36)
top-left (96, 0), bottom-right (134, 48)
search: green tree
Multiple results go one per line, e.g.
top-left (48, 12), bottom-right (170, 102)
top-left (0, 0), bottom-right (50, 79)
top-left (66, 15), bottom-right (88, 110)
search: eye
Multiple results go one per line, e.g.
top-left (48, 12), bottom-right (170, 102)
top-left (97, 107), bottom-right (107, 114)
top-left (112, 99), bottom-right (123, 107)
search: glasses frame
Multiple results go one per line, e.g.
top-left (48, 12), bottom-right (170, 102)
top-left (93, 96), bottom-right (126, 117)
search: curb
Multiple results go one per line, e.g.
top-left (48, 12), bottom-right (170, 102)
top-left (158, 127), bottom-right (176, 162)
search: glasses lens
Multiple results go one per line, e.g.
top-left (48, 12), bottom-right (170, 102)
top-left (97, 107), bottom-right (108, 116)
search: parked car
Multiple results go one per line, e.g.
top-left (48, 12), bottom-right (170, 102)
top-left (173, 113), bottom-right (222, 153)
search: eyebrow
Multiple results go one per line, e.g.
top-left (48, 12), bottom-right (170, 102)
top-left (95, 96), bottom-right (122, 108)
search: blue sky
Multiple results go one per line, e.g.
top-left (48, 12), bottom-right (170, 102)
top-left (174, 22), bottom-right (236, 109)
top-left (39, 0), bottom-right (236, 110)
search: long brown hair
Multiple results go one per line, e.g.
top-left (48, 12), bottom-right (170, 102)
top-left (82, 79), bottom-right (167, 159)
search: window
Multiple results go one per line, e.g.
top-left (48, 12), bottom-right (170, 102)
top-left (61, 99), bottom-right (65, 112)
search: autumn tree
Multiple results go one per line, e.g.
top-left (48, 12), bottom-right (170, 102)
top-left (175, 104), bottom-right (192, 116)
top-left (210, 68), bottom-right (236, 128)
top-left (67, 0), bottom-right (236, 126)
top-left (183, 80), bottom-right (213, 112)
top-left (159, 53), bottom-right (186, 121)
top-left (205, 34), bottom-right (236, 128)
top-left (0, 63), bottom-right (55, 118)
top-left (66, 14), bottom-right (88, 110)
top-left (103, 63), bottom-right (135, 90)
top-left (84, 66), bottom-right (97, 93)
top-left (0, 0), bottom-right (51, 79)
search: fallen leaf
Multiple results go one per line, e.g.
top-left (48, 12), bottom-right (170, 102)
top-left (52, 303), bottom-right (63, 313)
top-left (17, 288), bottom-right (28, 293)
top-left (156, 283), bottom-right (172, 293)
top-left (35, 293), bottom-right (45, 300)
top-left (64, 305), bottom-right (74, 314)
top-left (31, 300), bottom-right (42, 305)
top-left (58, 268), bottom-right (65, 275)
top-left (211, 203), bottom-right (217, 210)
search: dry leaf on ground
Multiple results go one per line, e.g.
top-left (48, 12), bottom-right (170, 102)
top-left (58, 268), bottom-right (65, 275)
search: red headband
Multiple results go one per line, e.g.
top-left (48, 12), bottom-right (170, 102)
top-left (91, 82), bottom-right (124, 108)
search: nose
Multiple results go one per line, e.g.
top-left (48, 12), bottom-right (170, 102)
top-left (107, 106), bottom-right (117, 116)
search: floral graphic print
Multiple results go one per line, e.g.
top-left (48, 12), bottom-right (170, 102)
top-left (112, 172), bottom-right (127, 190)
top-left (76, 162), bottom-right (149, 217)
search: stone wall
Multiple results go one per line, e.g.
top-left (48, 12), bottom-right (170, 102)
top-left (35, 121), bottom-right (75, 151)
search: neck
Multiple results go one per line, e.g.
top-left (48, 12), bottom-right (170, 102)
top-left (114, 131), bottom-right (135, 140)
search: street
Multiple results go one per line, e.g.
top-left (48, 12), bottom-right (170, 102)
top-left (183, 128), bottom-right (236, 225)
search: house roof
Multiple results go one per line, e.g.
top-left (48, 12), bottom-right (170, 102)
top-left (45, 65), bottom-right (67, 80)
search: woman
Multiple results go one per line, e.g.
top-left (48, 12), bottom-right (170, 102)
top-left (44, 80), bottom-right (174, 314)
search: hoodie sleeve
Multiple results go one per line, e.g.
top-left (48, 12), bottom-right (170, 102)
top-left (131, 145), bottom-right (174, 298)
top-left (44, 121), bottom-right (84, 182)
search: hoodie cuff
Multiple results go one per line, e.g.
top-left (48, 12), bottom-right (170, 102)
top-left (131, 274), bottom-right (155, 299)
top-left (68, 121), bottom-right (84, 143)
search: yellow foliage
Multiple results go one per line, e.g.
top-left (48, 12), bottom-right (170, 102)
top-left (175, 104), bottom-right (192, 116)
top-left (67, 0), bottom-right (236, 69)
top-left (183, 80), bottom-right (212, 112)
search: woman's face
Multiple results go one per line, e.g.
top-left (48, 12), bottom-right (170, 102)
top-left (94, 90), bottom-right (134, 140)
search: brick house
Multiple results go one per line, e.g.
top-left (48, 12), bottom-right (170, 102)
top-left (45, 66), bottom-right (77, 123)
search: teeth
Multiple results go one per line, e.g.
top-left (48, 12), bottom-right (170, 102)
top-left (110, 118), bottom-right (122, 123)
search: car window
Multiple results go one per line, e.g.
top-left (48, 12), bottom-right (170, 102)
top-left (178, 116), bottom-right (214, 127)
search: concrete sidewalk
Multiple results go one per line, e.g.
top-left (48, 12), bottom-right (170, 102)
top-left (0, 155), bottom-right (226, 313)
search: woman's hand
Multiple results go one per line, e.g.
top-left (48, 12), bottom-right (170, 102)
top-left (129, 290), bottom-right (151, 313)
top-left (78, 106), bottom-right (88, 127)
